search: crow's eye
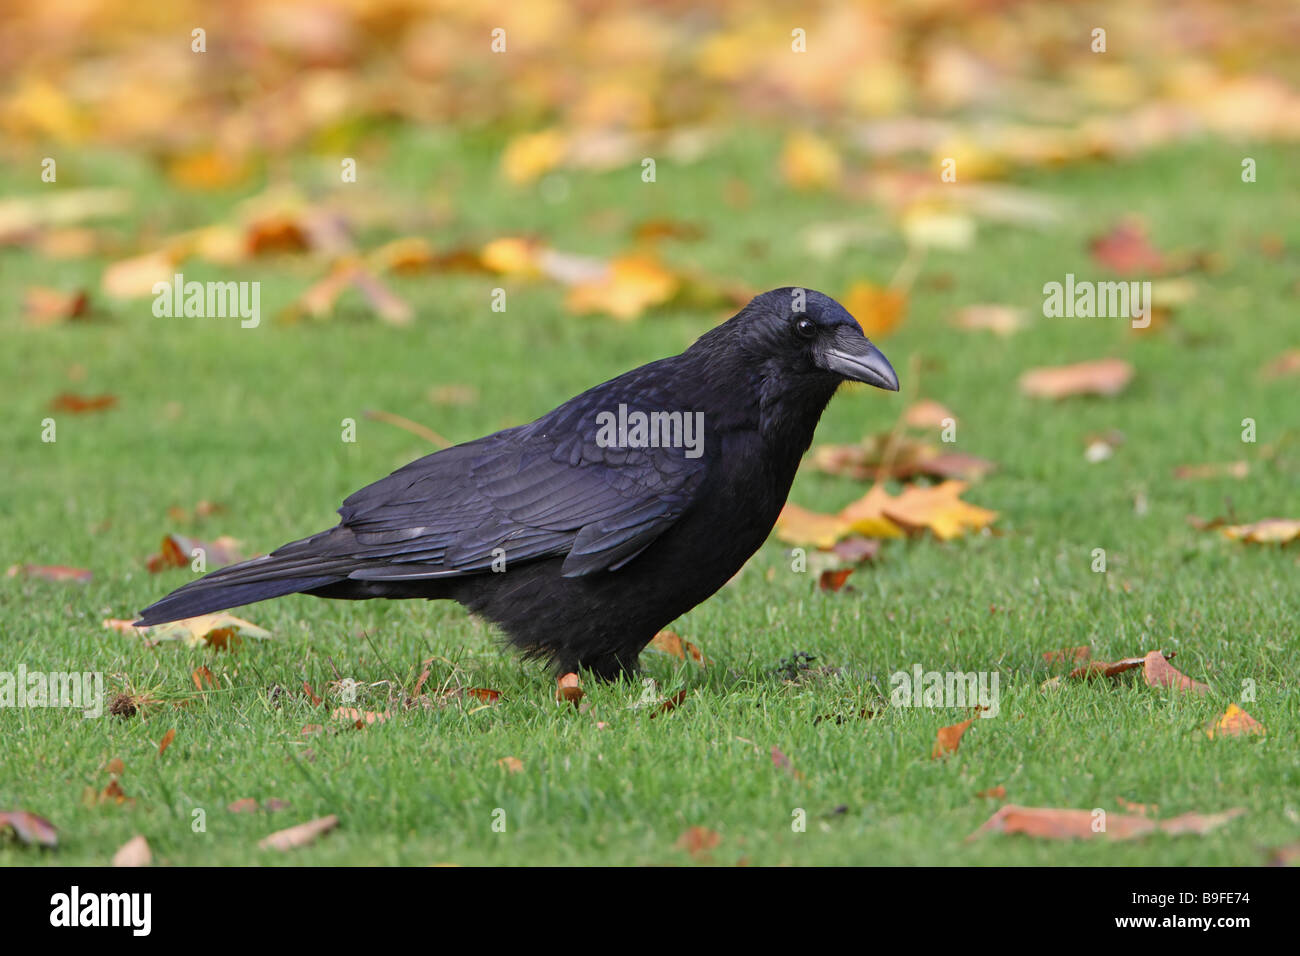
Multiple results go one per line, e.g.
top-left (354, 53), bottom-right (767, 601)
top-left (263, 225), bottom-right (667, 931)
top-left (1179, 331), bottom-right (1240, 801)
top-left (794, 317), bottom-right (816, 340)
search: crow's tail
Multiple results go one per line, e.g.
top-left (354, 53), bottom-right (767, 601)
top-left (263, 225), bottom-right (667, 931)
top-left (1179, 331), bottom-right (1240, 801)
top-left (134, 529), bottom-right (351, 626)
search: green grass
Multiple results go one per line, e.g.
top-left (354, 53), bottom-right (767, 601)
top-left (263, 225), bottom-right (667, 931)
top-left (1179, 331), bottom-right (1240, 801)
top-left (3, 132), bottom-right (1298, 864)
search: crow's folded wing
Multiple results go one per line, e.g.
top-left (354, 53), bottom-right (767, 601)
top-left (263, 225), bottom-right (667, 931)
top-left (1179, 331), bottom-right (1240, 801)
top-left (333, 386), bottom-right (708, 580)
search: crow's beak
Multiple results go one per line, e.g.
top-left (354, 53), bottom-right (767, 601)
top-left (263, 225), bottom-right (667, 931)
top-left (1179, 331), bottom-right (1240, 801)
top-left (819, 331), bottom-right (900, 391)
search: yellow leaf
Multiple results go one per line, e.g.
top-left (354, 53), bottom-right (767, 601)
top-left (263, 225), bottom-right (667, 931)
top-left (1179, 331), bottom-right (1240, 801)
top-left (838, 485), bottom-right (905, 539)
top-left (774, 504), bottom-right (851, 549)
top-left (780, 132), bottom-right (841, 190)
top-left (841, 281), bottom-right (907, 339)
top-left (501, 129), bottom-right (567, 185)
top-left (565, 254), bottom-right (677, 320)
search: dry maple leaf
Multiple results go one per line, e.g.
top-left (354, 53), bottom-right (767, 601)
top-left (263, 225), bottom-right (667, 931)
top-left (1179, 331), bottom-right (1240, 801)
top-left (838, 484), bottom-right (907, 539)
top-left (258, 814), bottom-right (339, 851)
top-left (1206, 703), bottom-right (1265, 739)
top-left (880, 481), bottom-right (999, 540)
top-left (774, 502), bottom-right (853, 548)
top-left (1019, 358), bottom-right (1134, 399)
top-left (932, 718), bottom-right (974, 758)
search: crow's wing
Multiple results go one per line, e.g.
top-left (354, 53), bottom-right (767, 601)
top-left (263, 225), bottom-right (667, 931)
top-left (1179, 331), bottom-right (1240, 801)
top-left (335, 375), bottom-right (709, 580)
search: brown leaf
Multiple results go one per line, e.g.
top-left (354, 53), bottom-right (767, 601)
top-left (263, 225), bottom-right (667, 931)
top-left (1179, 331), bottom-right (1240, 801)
top-left (49, 392), bottom-right (117, 413)
top-left (903, 399), bottom-right (955, 429)
top-left (674, 825), bottom-right (721, 858)
top-left (932, 718), bottom-right (974, 758)
top-left (1173, 461), bottom-right (1248, 480)
top-left (830, 536), bottom-right (881, 564)
top-left (556, 672), bottom-right (584, 705)
top-left (145, 534), bottom-right (242, 573)
top-left (1261, 349), bottom-right (1300, 379)
top-left (228, 798), bottom-right (259, 813)
top-left (192, 666), bottom-right (215, 691)
top-left (157, 728), bottom-right (176, 756)
top-left (6, 564), bottom-right (92, 583)
top-left (1142, 650), bottom-right (1210, 695)
top-left (650, 689), bottom-right (689, 717)
top-left (1019, 359), bottom-right (1134, 399)
top-left (818, 568), bottom-right (855, 592)
top-left (24, 286), bottom-right (90, 325)
top-left (111, 835), bottom-right (151, 867)
top-left (1043, 646), bottom-right (1091, 664)
top-left (648, 631), bottom-right (705, 663)
top-left (467, 687), bottom-right (501, 703)
top-left (0, 810), bottom-right (58, 847)
top-left (1089, 219), bottom-right (1167, 274)
top-left (976, 785), bottom-right (1007, 799)
top-left (258, 814), bottom-right (339, 851)
top-left (332, 707), bottom-right (391, 727)
top-left (302, 681), bottom-right (323, 705)
top-left (970, 805), bottom-right (1243, 841)
top-left (1206, 703), bottom-right (1266, 738)
top-left (497, 757), bottom-right (524, 774)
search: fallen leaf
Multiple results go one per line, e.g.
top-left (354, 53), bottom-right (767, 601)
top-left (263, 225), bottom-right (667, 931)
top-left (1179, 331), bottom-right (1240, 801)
top-left (780, 132), bottom-right (841, 190)
top-left (556, 672), bottom-right (584, 705)
top-left (145, 533), bottom-right (241, 573)
top-left (675, 825), bottom-right (721, 858)
top-left (1043, 646), bottom-right (1091, 664)
top-left (498, 757), bottom-right (524, 773)
top-left (1261, 350), bottom-right (1300, 379)
top-left (565, 254), bottom-right (678, 320)
top-left (904, 400), bottom-right (955, 429)
top-left (23, 286), bottom-right (90, 325)
top-left (1019, 358), bottom-right (1134, 399)
top-left (650, 689), bottom-right (689, 717)
top-left (1218, 518), bottom-right (1300, 545)
top-left (648, 631), bottom-right (706, 663)
top-left (1173, 461), bottom-right (1249, 480)
top-left (49, 392), bottom-right (117, 413)
top-left (818, 568), bottom-right (854, 592)
top-left (830, 536), bottom-right (881, 564)
top-left (1089, 219), bottom-right (1167, 274)
top-left (1206, 703), bottom-right (1266, 738)
top-left (932, 718), bottom-right (974, 758)
top-left (842, 281), bottom-right (907, 338)
top-left (977, 785), bottom-right (1007, 799)
top-left (120, 612), bottom-right (269, 648)
top-left (111, 835), bottom-right (151, 867)
top-left (953, 304), bottom-right (1027, 336)
top-left (879, 481), bottom-right (999, 540)
top-left (775, 503), bottom-right (853, 548)
top-left (0, 811), bottom-right (58, 847)
top-left (258, 814), bottom-right (339, 851)
top-left (1142, 650), bottom-right (1210, 695)
top-left (7, 564), bottom-right (92, 583)
top-left (157, 729), bottom-right (176, 756)
top-left (969, 805), bottom-right (1243, 841)
top-left (228, 798), bottom-right (259, 813)
top-left (332, 707), bottom-right (390, 727)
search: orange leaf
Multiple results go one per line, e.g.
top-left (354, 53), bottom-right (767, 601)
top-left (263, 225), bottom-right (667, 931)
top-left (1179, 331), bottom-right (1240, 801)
top-left (1206, 703), bottom-right (1266, 738)
top-left (932, 719), bottom-right (974, 758)
top-left (1019, 358), bottom-right (1134, 399)
top-left (1142, 650), bottom-right (1209, 695)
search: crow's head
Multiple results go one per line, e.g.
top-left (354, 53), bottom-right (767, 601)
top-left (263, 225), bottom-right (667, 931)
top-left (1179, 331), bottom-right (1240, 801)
top-left (720, 287), bottom-right (899, 392)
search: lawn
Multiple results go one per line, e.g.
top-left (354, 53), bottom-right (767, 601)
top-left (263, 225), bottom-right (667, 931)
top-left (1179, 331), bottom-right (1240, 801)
top-left (3, 131), bottom-right (1298, 865)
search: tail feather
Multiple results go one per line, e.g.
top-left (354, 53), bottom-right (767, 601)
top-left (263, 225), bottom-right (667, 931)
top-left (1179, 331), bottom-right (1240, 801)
top-left (135, 573), bottom-right (341, 626)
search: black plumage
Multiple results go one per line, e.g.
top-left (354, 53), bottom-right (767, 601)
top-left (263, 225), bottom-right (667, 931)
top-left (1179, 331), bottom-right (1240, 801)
top-left (137, 288), bottom-right (898, 678)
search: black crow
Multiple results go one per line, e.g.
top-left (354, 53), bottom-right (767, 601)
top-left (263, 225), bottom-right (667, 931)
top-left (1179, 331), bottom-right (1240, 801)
top-left (137, 288), bottom-right (898, 678)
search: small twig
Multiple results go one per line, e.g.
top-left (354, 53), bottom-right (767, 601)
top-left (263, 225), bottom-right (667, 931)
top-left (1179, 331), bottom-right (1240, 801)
top-left (362, 409), bottom-right (452, 448)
